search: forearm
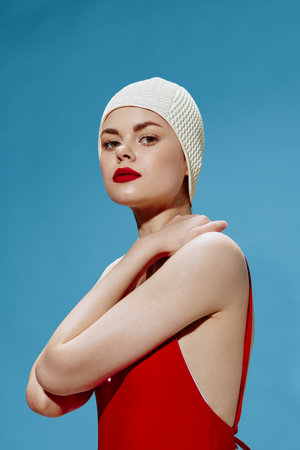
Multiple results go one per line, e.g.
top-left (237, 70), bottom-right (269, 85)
top-left (39, 235), bottom-right (162, 351)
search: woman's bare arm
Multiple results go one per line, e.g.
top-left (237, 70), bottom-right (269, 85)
top-left (35, 230), bottom-right (249, 396)
top-left (25, 254), bottom-right (138, 417)
top-left (37, 235), bottom-right (164, 350)
top-left (26, 238), bottom-right (160, 415)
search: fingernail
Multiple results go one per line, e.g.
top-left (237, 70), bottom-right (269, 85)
top-left (219, 221), bottom-right (227, 227)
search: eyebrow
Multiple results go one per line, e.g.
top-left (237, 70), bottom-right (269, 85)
top-left (100, 121), bottom-right (162, 137)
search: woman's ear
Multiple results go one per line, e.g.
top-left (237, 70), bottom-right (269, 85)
top-left (181, 149), bottom-right (188, 176)
top-left (184, 160), bottom-right (188, 176)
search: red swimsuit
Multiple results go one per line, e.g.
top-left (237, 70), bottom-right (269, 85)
top-left (95, 257), bottom-right (253, 450)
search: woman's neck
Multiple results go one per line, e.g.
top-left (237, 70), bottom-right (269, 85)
top-left (133, 202), bottom-right (192, 239)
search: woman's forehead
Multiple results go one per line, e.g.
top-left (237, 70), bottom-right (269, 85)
top-left (102, 106), bottom-right (167, 127)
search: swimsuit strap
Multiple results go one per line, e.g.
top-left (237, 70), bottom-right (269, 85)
top-left (234, 436), bottom-right (251, 449)
top-left (232, 256), bottom-right (253, 449)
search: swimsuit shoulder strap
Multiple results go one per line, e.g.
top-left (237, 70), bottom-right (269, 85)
top-left (233, 256), bottom-right (254, 435)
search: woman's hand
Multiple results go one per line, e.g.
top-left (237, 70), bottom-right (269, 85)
top-left (149, 214), bottom-right (228, 257)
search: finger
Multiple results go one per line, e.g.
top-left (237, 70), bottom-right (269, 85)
top-left (195, 220), bottom-right (228, 233)
top-left (209, 220), bottom-right (228, 230)
top-left (191, 214), bottom-right (211, 224)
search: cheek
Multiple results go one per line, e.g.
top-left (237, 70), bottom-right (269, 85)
top-left (100, 155), bottom-right (113, 179)
top-left (143, 148), bottom-right (184, 189)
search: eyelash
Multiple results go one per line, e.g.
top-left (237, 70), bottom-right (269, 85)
top-left (102, 135), bottom-right (159, 149)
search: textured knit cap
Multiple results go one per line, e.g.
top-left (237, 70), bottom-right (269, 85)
top-left (98, 77), bottom-right (204, 205)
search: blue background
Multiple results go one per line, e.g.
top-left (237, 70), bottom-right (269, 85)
top-left (1, 0), bottom-right (299, 448)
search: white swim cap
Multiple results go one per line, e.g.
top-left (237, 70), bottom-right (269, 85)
top-left (98, 77), bottom-right (205, 205)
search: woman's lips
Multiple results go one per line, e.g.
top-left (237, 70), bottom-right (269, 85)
top-left (113, 167), bottom-right (142, 183)
top-left (114, 174), bottom-right (141, 183)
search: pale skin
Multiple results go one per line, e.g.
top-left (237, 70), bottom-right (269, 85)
top-left (26, 106), bottom-right (254, 427)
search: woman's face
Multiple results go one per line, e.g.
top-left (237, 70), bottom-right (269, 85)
top-left (99, 106), bottom-right (189, 208)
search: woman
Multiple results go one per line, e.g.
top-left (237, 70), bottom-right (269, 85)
top-left (26, 77), bottom-right (254, 449)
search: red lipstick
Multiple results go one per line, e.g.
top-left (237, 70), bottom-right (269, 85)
top-left (113, 167), bottom-right (142, 183)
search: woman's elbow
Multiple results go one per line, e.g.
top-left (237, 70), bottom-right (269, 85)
top-left (26, 387), bottom-right (63, 418)
top-left (26, 386), bottom-right (46, 415)
top-left (35, 347), bottom-right (66, 395)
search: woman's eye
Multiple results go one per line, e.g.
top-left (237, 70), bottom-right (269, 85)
top-left (141, 135), bottom-right (158, 144)
top-left (102, 136), bottom-right (158, 149)
top-left (103, 140), bottom-right (119, 149)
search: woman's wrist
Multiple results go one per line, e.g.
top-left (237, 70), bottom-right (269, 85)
top-left (126, 234), bottom-right (167, 268)
top-left (117, 234), bottom-right (166, 292)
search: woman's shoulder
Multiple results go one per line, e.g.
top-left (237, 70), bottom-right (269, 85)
top-left (180, 231), bottom-right (249, 286)
top-left (192, 230), bottom-right (246, 258)
top-left (171, 231), bottom-right (250, 310)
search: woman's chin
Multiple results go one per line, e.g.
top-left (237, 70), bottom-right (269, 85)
top-left (108, 192), bottom-right (145, 207)
top-left (107, 191), bottom-right (162, 208)
top-left (109, 194), bottom-right (181, 213)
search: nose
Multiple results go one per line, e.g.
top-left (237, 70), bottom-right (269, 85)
top-left (115, 143), bottom-right (136, 162)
